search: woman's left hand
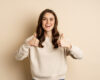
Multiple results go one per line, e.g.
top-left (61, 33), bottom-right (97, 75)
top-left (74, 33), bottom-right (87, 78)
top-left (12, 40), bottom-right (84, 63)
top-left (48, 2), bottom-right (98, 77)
top-left (57, 33), bottom-right (72, 50)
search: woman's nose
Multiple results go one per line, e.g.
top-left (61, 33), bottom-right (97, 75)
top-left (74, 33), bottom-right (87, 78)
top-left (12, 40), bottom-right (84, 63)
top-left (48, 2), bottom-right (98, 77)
top-left (46, 20), bottom-right (50, 24)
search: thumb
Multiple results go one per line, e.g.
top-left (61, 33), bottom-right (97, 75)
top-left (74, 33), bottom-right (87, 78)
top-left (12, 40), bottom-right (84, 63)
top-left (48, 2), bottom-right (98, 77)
top-left (59, 33), bottom-right (64, 40)
top-left (33, 32), bottom-right (37, 38)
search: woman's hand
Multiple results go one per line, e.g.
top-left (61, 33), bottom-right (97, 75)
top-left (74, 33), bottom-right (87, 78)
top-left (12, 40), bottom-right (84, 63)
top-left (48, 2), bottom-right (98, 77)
top-left (27, 33), bottom-right (39, 47)
top-left (57, 33), bottom-right (72, 50)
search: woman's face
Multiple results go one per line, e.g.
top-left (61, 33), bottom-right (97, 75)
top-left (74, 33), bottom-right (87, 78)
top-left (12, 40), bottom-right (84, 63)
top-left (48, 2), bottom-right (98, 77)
top-left (42, 12), bottom-right (55, 32)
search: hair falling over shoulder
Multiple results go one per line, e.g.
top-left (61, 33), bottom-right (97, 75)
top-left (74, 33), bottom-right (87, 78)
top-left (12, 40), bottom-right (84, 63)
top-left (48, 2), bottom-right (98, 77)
top-left (36, 9), bottom-right (60, 48)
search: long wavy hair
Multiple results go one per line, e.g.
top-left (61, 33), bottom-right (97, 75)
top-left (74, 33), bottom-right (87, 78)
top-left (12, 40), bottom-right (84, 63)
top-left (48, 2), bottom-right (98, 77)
top-left (36, 9), bottom-right (60, 48)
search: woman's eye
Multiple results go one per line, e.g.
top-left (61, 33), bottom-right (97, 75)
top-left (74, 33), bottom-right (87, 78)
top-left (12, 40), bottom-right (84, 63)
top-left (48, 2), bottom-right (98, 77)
top-left (42, 18), bottom-right (46, 20)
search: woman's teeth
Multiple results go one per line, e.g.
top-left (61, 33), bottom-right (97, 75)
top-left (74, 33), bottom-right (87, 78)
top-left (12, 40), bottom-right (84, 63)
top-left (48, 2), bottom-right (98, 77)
top-left (46, 25), bottom-right (51, 27)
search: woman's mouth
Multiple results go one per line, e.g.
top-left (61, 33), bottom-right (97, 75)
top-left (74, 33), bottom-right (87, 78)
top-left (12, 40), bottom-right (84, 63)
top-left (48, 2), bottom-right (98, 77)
top-left (45, 24), bottom-right (51, 28)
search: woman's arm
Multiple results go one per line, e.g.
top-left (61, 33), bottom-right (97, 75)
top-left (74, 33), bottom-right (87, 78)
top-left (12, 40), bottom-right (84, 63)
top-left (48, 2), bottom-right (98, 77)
top-left (66, 44), bottom-right (83, 59)
top-left (15, 35), bottom-right (33, 61)
top-left (57, 33), bottom-right (83, 59)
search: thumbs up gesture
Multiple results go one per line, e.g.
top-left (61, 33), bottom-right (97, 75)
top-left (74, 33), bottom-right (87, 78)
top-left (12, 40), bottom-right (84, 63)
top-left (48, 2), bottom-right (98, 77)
top-left (27, 33), bottom-right (39, 47)
top-left (57, 33), bottom-right (72, 50)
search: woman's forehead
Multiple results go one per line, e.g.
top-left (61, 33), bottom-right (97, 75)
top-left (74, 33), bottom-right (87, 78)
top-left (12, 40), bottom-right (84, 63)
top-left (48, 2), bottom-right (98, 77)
top-left (43, 13), bottom-right (54, 18)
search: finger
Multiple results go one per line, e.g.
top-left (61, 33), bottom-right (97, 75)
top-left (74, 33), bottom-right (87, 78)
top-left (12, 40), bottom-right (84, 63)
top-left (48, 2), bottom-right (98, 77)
top-left (58, 33), bottom-right (62, 40)
top-left (57, 39), bottom-right (61, 46)
top-left (35, 39), bottom-right (39, 45)
top-left (58, 43), bottom-right (61, 47)
top-left (57, 40), bottom-right (61, 47)
top-left (34, 38), bottom-right (36, 44)
top-left (34, 41), bottom-right (39, 46)
top-left (35, 39), bottom-right (39, 46)
top-left (57, 39), bottom-right (60, 44)
top-left (61, 33), bottom-right (64, 39)
top-left (58, 34), bottom-right (62, 40)
top-left (59, 33), bottom-right (64, 40)
top-left (34, 42), bottom-right (38, 46)
top-left (33, 32), bottom-right (37, 38)
top-left (33, 32), bottom-right (37, 41)
top-left (59, 43), bottom-right (61, 47)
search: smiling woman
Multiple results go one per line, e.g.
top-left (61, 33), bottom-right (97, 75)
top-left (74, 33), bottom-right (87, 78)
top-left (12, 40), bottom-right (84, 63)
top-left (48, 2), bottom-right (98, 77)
top-left (36, 9), bottom-right (59, 48)
top-left (42, 12), bottom-right (55, 32)
top-left (15, 9), bottom-right (83, 80)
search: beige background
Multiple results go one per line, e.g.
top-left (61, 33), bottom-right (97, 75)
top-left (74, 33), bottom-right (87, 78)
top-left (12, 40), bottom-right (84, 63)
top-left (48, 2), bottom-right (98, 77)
top-left (0, 0), bottom-right (100, 80)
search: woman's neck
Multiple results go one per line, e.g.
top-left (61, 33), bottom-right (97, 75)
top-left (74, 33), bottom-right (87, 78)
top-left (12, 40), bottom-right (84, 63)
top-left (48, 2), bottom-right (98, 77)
top-left (44, 31), bottom-right (52, 38)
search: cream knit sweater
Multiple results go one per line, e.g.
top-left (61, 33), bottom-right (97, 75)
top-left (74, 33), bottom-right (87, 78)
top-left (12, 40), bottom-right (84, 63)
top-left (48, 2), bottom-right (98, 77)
top-left (15, 35), bottom-right (83, 80)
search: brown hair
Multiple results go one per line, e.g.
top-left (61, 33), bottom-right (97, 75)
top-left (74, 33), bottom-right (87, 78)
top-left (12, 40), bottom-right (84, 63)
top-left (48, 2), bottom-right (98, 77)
top-left (36, 9), bottom-right (60, 48)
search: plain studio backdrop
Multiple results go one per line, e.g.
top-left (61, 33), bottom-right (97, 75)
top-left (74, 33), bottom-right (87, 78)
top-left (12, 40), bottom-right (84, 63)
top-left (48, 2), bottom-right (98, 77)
top-left (0, 0), bottom-right (100, 80)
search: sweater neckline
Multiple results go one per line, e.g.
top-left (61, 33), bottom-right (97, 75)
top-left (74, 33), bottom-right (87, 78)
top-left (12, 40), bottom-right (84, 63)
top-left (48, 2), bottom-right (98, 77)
top-left (45, 36), bottom-right (52, 43)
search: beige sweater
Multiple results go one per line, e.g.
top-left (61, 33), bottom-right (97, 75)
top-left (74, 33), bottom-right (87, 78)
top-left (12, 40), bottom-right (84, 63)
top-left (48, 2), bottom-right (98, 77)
top-left (15, 35), bottom-right (83, 80)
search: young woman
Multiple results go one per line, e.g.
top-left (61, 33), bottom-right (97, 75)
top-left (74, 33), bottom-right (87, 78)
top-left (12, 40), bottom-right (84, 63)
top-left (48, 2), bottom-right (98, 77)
top-left (16, 9), bottom-right (83, 80)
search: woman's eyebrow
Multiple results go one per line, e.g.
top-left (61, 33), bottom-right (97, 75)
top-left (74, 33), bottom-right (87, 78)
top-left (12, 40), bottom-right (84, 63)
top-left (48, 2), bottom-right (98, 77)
top-left (43, 17), bottom-right (46, 18)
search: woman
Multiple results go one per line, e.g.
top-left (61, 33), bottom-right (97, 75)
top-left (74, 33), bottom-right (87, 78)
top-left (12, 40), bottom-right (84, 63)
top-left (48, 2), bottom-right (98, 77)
top-left (16, 9), bottom-right (83, 80)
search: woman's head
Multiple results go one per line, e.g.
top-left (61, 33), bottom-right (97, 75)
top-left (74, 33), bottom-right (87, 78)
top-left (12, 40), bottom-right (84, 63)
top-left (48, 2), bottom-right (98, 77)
top-left (42, 12), bottom-right (55, 32)
top-left (36, 9), bottom-right (60, 48)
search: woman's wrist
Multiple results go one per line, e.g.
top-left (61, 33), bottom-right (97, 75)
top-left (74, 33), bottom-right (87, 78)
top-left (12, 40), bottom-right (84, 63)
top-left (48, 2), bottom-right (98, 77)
top-left (66, 44), bottom-right (72, 51)
top-left (26, 41), bottom-right (31, 46)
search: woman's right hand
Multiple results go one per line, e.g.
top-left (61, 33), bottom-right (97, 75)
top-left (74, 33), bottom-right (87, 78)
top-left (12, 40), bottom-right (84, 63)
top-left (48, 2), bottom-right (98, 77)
top-left (27, 33), bottom-right (39, 47)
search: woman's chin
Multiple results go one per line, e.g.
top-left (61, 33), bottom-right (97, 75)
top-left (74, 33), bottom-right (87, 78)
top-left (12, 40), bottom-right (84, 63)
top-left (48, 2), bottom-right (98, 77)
top-left (44, 29), bottom-right (52, 32)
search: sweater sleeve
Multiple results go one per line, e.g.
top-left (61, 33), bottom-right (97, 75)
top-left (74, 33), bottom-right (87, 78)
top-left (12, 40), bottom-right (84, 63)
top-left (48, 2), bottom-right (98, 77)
top-left (66, 44), bottom-right (83, 59)
top-left (15, 35), bottom-right (33, 61)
